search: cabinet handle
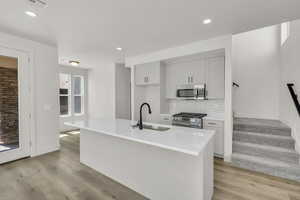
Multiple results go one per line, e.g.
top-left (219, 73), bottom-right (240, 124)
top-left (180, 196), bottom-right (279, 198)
top-left (191, 76), bottom-right (193, 83)
top-left (188, 76), bottom-right (190, 84)
top-left (208, 122), bottom-right (217, 125)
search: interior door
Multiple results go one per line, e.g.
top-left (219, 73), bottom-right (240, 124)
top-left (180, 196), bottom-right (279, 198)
top-left (0, 47), bottom-right (31, 164)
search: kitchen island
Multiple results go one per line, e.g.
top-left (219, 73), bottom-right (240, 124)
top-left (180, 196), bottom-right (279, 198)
top-left (65, 118), bottom-right (215, 200)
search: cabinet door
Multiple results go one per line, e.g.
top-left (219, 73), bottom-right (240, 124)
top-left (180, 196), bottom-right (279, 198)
top-left (165, 66), bottom-right (175, 98)
top-left (204, 120), bottom-right (224, 157)
top-left (135, 65), bottom-right (147, 85)
top-left (213, 127), bottom-right (224, 157)
top-left (147, 62), bottom-right (160, 85)
top-left (206, 126), bottom-right (224, 157)
top-left (135, 62), bottom-right (160, 85)
top-left (186, 59), bottom-right (206, 84)
top-left (173, 63), bottom-right (189, 85)
top-left (206, 57), bottom-right (225, 99)
top-left (165, 63), bottom-right (187, 98)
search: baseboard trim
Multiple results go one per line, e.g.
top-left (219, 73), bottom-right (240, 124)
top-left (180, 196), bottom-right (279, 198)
top-left (32, 146), bottom-right (60, 157)
top-left (224, 154), bottom-right (232, 162)
top-left (233, 113), bottom-right (279, 120)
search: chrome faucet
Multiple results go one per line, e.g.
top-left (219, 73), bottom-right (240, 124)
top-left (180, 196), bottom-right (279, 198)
top-left (138, 103), bottom-right (152, 130)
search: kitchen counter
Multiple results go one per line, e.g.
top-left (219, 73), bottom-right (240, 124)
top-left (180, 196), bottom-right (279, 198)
top-left (65, 118), bottom-right (215, 200)
top-left (65, 118), bottom-right (214, 156)
top-left (203, 115), bottom-right (225, 121)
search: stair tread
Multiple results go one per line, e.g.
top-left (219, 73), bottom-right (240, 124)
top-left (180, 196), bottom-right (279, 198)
top-left (234, 118), bottom-right (290, 130)
top-left (234, 130), bottom-right (294, 140)
top-left (233, 141), bottom-right (298, 154)
top-left (232, 153), bottom-right (300, 169)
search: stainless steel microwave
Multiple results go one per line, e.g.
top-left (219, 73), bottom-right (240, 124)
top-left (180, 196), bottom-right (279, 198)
top-left (176, 84), bottom-right (206, 100)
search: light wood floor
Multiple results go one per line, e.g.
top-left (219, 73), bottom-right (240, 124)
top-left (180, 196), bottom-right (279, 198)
top-left (0, 131), bottom-right (300, 200)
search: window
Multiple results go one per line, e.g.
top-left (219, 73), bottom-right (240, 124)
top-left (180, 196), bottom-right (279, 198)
top-left (281, 22), bottom-right (290, 46)
top-left (59, 73), bottom-right (85, 116)
top-left (73, 75), bottom-right (84, 115)
top-left (59, 73), bottom-right (71, 116)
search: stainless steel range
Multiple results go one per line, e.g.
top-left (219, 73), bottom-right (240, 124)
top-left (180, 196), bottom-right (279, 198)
top-left (172, 112), bottom-right (207, 129)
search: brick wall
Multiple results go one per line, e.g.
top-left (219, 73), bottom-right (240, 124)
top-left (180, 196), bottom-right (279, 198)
top-left (0, 66), bottom-right (18, 145)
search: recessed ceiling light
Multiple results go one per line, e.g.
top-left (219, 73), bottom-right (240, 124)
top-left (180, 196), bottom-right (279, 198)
top-left (69, 60), bottom-right (80, 66)
top-left (116, 47), bottom-right (122, 51)
top-left (25, 11), bottom-right (37, 17)
top-left (203, 19), bottom-right (212, 24)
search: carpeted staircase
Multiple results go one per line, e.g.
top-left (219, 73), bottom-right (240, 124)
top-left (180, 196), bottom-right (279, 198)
top-left (232, 118), bottom-right (300, 182)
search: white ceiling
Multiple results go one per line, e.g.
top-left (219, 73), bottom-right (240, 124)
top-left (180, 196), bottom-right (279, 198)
top-left (1, 0), bottom-right (300, 67)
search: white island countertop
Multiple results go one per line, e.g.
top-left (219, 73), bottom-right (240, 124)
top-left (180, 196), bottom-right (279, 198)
top-left (65, 118), bottom-right (215, 156)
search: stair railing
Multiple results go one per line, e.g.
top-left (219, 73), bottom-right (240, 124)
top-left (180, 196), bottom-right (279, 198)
top-left (287, 83), bottom-right (300, 116)
top-left (233, 82), bottom-right (240, 88)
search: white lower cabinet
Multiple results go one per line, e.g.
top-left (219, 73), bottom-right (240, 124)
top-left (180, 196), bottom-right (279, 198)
top-left (203, 119), bottom-right (224, 157)
top-left (159, 114), bottom-right (172, 125)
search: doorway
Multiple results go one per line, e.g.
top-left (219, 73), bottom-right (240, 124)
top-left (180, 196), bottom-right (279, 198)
top-left (115, 64), bottom-right (131, 120)
top-left (0, 47), bottom-right (31, 164)
top-left (59, 65), bottom-right (88, 132)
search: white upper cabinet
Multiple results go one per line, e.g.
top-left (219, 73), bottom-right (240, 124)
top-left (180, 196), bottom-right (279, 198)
top-left (135, 62), bottom-right (160, 86)
top-left (165, 58), bottom-right (208, 98)
top-left (165, 62), bottom-right (187, 98)
top-left (186, 59), bottom-right (206, 84)
top-left (135, 54), bottom-right (225, 98)
top-left (206, 57), bottom-right (225, 99)
top-left (165, 55), bottom-right (225, 99)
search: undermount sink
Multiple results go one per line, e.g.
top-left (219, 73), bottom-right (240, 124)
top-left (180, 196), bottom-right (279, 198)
top-left (132, 124), bottom-right (170, 132)
top-left (143, 124), bottom-right (170, 132)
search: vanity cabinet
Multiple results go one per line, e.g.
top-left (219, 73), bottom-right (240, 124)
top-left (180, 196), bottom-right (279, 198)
top-left (203, 119), bottom-right (224, 158)
top-left (135, 61), bottom-right (160, 86)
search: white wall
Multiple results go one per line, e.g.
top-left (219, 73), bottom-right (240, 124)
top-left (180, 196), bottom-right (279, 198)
top-left (0, 31), bottom-right (59, 156)
top-left (88, 63), bottom-right (116, 119)
top-left (280, 19), bottom-right (300, 152)
top-left (59, 65), bottom-right (88, 132)
top-left (126, 35), bottom-right (233, 162)
top-left (115, 63), bottom-right (131, 120)
top-left (232, 25), bottom-right (281, 119)
top-left (134, 85), bottom-right (161, 123)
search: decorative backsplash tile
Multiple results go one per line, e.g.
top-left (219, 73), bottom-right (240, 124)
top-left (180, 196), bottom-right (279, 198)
top-left (168, 99), bottom-right (224, 117)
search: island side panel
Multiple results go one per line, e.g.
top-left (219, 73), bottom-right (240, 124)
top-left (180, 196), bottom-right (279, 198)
top-left (204, 138), bottom-right (214, 200)
top-left (80, 129), bottom-right (213, 200)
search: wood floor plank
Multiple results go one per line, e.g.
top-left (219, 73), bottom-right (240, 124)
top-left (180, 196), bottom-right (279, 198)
top-left (214, 161), bottom-right (300, 194)
top-left (0, 132), bottom-right (299, 200)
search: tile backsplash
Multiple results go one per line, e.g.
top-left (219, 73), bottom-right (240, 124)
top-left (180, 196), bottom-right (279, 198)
top-left (168, 99), bottom-right (224, 117)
